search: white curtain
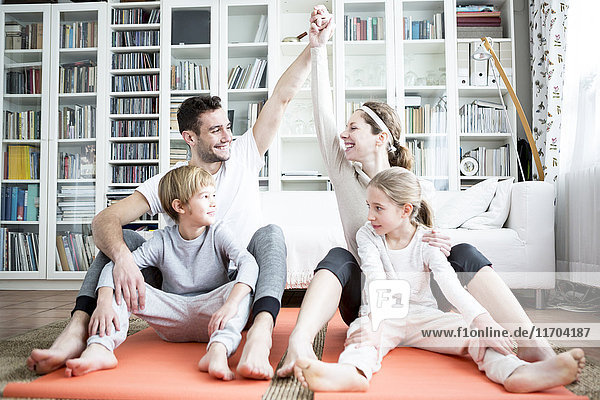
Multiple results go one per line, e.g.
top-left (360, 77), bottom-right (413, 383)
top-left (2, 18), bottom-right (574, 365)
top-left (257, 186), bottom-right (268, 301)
top-left (556, 0), bottom-right (600, 285)
top-left (528, 0), bottom-right (569, 182)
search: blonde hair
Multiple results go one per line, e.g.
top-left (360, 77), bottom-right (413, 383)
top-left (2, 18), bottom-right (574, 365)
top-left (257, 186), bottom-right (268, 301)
top-left (368, 167), bottom-right (434, 228)
top-left (158, 165), bottom-right (215, 222)
top-left (360, 101), bottom-right (414, 171)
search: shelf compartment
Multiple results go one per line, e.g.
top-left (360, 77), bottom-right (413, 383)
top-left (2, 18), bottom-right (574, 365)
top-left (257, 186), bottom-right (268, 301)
top-left (228, 43), bottom-right (268, 58)
top-left (110, 68), bottom-right (160, 75)
top-left (109, 114), bottom-right (159, 120)
top-left (110, 23), bottom-right (160, 31)
top-left (228, 88), bottom-right (268, 101)
top-left (344, 40), bottom-right (386, 56)
top-left (171, 44), bottom-right (211, 59)
top-left (4, 49), bottom-right (42, 63)
top-left (111, 46), bottom-right (160, 53)
top-left (110, 91), bottom-right (160, 97)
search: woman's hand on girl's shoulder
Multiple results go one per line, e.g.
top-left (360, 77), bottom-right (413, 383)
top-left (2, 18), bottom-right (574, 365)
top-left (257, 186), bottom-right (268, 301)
top-left (422, 229), bottom-right (452, 257)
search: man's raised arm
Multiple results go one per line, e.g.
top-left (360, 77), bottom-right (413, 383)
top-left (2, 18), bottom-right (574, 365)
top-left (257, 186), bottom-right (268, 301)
top-left (252, 45), bottom-right (312, 156)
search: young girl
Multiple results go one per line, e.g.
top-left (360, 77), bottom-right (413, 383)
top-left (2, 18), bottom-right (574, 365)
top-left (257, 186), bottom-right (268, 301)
top-left (279, 6), bottom-right (555, 377)
top-left (295, 167), bottom-right (585, 393)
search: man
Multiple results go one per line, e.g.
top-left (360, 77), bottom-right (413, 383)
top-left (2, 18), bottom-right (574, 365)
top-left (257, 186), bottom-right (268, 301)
top-left (27, 45), bottom-right (312, 380)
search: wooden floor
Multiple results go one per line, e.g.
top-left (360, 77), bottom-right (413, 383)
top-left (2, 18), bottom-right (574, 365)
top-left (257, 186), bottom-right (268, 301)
top-left (1, 289), bottom-right (599, 363)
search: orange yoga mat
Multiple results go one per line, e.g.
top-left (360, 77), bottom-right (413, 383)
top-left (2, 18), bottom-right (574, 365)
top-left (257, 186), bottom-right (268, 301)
top-left (314, 313), bottom-right (587, 400)
top-left (4, 308), bottom-right (301, 400)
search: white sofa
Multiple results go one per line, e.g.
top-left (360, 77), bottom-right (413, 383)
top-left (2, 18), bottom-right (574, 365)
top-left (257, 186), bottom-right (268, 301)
top-left (260, 181), bottom-right (555, 306)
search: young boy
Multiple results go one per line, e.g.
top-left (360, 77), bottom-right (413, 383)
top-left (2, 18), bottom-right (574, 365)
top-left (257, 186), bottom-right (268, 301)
top-left (64, 165), bottom-right (259, 381)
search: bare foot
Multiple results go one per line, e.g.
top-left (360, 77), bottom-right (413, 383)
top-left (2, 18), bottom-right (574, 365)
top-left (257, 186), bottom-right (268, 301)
top-left (27, 311), bottom-right (89, 374)
top-left (504, 348), bottom-right (585, 393)
top-left (64, 344), bottom-right (117, 377)
top-left (293, 358), bottom-right (368, 392)
top-left (516, 338), bottom-right (556, 362)
top-left (198, 342), bottom-right (235, 381)
top-left (276, 333), bottom-right (317, 378)
top-left (237, 313), bottom-right (274, 380)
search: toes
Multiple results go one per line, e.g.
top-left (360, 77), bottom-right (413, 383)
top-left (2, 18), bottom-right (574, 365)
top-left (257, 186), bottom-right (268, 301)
top-left (65, 368), bottom-right (73, 378)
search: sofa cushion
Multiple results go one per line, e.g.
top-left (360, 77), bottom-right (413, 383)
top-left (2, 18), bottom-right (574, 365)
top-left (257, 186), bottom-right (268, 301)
top-left (461, 177), bottom-right (514, 229)
top-left (434, 178), bottom-right (498, 228)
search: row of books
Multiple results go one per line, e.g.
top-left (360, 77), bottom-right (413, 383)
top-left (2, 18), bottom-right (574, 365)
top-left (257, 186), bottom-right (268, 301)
top-left (0, 230), bottom-right (38, 272)
top-left (406, 139), bottom-right (448, 177)
top-left (57, 185), bottom-right (95, 221)
top-left (170, 146), bottom-right (188, 167)
top-left (169, 97), bottom-right (185, 132)
top-left (459, 101), bottom-right (508, 133)
top-left (112, 52), bottom-right (159, 70)
top-left (4, 145), bottom-right (40, 180)
top-left (56, 232), bottom-right (95, 272)
top-left (253, 15), bottom-right (268, 42)
top-left (344, 16), bottom-right (384, 41)
top-left (171, 62), bottom-right (210, 91)
top-left (110, 97), bottom-right (158, 114)
top-left (462, 144), bottom-right (510, 176)
top-left (112, 31), bottom-right (159, 47)
top-left (456, 5), bottom-right (502, 38)
top-left (60, 22), bottom-right (97, 49)
top-left (404, 104), bottom-right (447, 134)
top-left (1, 184), bottom-right (38, 221)
top-left (59, 61), bottom-right (97, 93)
top-left (5, 22), bottom-right (43, 50)
top-left (247, 100), bottom-right (265, 133)
top-left (112, 74), bottom-right (158, 92)
top-left (4, 110), bottom-right (41, 140)
top-left (58, 147), bottom-right (96, 180)
top-left (6, 69), bottom-right (41, 95)
top-left (111, 165), bottom-right (159, 184)
top-left (112, 8), bottom-right (160, 25)
top-left (403, 14), bottom-right (444, 40)
top-left (228, 59), bottom-right (267, 89)
top-left (59, 105), bottom-right (96, 139)
top-left (111, 120), bottom-right (158, 138)
top-left (111, 142), bottom-right (158, 160)
top-left (259, 152), bottom-right (268, 178)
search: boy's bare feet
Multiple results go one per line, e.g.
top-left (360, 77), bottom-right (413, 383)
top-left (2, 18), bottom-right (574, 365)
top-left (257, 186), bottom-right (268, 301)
top-left (237, 312), bottom-right (274, 380)
top-left (27, 311), bottom-right (89, 374)
top-left (276, 333), bottom-right (317, 378)
top-left (64, 343), bottom-right (118, 377)
top-left (504, 348), bottom-right (585, 393)
top-left (293, 359), bottom-right (369, 392)
top-left (198, 342), bottom-right (235, 381)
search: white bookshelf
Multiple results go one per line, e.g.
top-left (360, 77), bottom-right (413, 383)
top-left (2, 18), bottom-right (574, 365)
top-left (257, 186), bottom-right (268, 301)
top-left (46, 3), bottom-right (107, 280)
top-left (0, 5), bottom-right (51, 280)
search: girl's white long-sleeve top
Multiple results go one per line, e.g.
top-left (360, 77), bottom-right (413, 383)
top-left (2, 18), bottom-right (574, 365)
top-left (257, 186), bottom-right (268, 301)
top-left (356, 223), bottom-right (487, 327)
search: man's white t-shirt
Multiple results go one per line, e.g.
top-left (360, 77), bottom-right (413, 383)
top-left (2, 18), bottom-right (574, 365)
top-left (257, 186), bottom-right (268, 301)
top-left (136, 129), bottom-right (264, 247)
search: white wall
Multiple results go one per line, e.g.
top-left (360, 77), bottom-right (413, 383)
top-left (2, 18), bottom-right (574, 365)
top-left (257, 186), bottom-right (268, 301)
top-left (513, 0), bottom-right (532, 141)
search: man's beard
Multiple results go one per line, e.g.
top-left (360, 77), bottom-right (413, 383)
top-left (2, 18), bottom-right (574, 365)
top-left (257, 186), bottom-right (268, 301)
top-left (195, 144), bottom-right (230, 163)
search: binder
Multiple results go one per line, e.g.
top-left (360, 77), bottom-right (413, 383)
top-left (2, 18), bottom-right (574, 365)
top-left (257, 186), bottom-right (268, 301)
top-left (470, 43), bottom-right (487, 86)
top-left (457, 43), bottom-right (470, 86)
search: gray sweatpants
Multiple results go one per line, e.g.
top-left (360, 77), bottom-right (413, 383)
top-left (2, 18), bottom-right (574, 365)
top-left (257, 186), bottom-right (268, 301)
top-left (88, 282), bottom-right (251, 357)
top-left (77, 225), bottom-right (287, 320)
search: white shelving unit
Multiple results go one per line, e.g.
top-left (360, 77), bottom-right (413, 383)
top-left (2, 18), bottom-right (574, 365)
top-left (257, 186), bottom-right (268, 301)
top-left (106, 0), bottom-right (161, 230)
top-left (0, 5), bottom-right (51, 281)
top-left (46, 3), bottom-right (108, 280)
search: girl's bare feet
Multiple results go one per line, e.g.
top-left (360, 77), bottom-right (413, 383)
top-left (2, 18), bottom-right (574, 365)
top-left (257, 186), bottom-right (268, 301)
top-left (293, 358), bottom-right (368, 392)
top-left (504, 348), bottom-right (585, 393)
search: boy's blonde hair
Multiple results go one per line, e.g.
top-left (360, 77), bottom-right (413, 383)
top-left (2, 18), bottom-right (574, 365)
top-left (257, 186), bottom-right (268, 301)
top-left (158, 165), bottom-right (215, 222)
top-left (368, 167), bottom-right (434, 228)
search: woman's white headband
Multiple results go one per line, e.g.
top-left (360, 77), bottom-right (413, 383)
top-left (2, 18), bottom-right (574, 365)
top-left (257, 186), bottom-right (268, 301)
top-left (358, 105), bottom-right (396, 152)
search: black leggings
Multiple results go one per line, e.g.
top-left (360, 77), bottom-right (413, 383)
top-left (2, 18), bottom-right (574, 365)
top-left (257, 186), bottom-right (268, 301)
top-left (314, 243), bottom-right (491, 326)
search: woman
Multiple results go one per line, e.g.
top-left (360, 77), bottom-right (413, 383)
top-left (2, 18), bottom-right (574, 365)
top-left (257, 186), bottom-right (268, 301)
top-left (277, 7), bottom-right (555, 378)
